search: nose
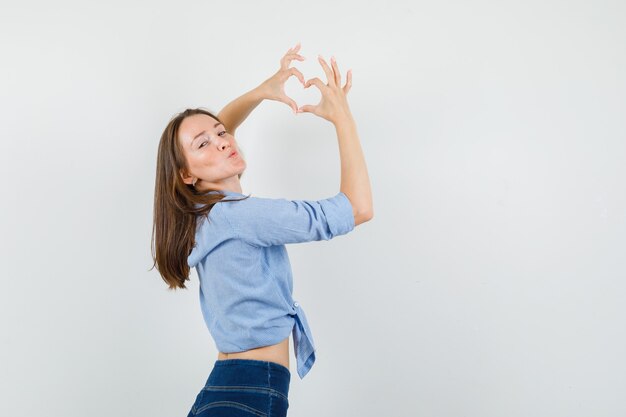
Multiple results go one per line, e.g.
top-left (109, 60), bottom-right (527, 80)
top-left (216, 136), bottom-right (231, 151)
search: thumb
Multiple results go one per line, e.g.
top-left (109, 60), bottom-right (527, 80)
top-left (278, 94), bottom-right (298, 114)
top-left (284, 97), bottom-right (298, 114)
top-left (297, 104), bottom-right (316, 114)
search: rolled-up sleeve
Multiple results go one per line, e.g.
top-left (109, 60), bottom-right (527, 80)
top-left (222, 192), bottom-right (355, 247)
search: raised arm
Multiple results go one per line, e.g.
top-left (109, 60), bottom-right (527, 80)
top-left (297, 55), bottom-right (373, 226)
top-left (217, 43), bottom-right (306, 135)
top-left (217, 87), bottom-right (265, 136)
top-left (334, 112), bottom-right (373, 224)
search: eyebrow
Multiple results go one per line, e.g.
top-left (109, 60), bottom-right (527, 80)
top-left (192, 122), bottom-right (223, 146)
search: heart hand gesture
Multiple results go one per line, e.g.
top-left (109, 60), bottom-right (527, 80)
top-left (259, 43), bottom-right (306, 114)
top-left (297, 55), bottom-right (353, 125)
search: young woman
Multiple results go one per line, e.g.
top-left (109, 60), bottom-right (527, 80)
top-left (151, 43), bottom-right (373, 417)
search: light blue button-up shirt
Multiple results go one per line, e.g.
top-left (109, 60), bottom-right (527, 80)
top-left (187, 190), bottom-right (355, 379)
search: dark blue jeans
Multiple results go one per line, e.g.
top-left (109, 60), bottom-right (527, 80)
top-left (187, 359), bottom-right (291, 417)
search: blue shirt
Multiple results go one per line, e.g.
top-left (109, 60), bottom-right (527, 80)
top-left (187, 190), bottom-right (355, 379)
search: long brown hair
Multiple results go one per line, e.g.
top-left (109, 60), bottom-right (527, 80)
top-left (150, 108), bottom-right (249, 290)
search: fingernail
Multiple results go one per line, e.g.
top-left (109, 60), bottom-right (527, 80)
top-left (331, 55), bottom-right (336, 62)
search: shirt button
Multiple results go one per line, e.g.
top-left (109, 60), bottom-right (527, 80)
top-left (294, 302), bottom-right (299, 307)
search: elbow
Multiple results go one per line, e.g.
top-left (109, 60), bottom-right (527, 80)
top-left (355, 208), bottom-right (374, 225)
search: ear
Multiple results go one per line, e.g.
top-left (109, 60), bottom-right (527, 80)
top-left (179, 168), bottom-right (193, 185)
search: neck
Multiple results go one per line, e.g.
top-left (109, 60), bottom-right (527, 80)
top-left (197, 177), bottom-right (242, 194)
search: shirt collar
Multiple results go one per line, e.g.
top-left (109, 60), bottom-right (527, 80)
top-left (206, 189), bottom-right (246, 197)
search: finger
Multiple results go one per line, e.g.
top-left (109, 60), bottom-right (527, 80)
top-left (290, 67), bottom-right (306, 85)
top-left (287, 42), bottom-right (301, 54)
top-left (343, 69), bottom-right (352, 94)
top-left (330, 56), bottom-right (341, 87)
top-left (304, 77), bottom-right (325, 90)
top-left (297, 104), bottom-right (317, 114)
top-left (281, 95), bottom-right (298, 114)
top-left (280, 53), bottom-right (305, 70)
top-left (286, 53), bottom-right (305, 62)
top-left (317, 55), bottom-right (336, 87)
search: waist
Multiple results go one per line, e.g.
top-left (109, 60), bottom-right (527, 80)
top-left (217, 335), bottom-right (290, 370)
top-left (206, 358), bottom-right (291, 402)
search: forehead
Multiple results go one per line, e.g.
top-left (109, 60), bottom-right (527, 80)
top-left (179, 114), bottom-right (220, 142)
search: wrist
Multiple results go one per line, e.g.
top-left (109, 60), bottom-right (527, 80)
top-left (332, 111), bottom-right (355, 127)
top-left (253, 81), bottom-right (270, 101)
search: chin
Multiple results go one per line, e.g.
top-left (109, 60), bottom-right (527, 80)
top-left (234, 163), bottom-right (246, 174)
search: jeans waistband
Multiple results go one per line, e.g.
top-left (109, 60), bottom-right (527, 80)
top-left (206, 359), bottom-right (291, 399)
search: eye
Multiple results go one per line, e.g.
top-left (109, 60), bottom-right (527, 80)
top-left (199, 131), bottom-right (227, 148)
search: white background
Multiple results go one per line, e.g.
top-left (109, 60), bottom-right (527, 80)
top-left (1, 1), bottom-right (625, 416)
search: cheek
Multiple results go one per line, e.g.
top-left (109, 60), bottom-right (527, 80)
top-left (197, 150), bottom-right (218, 165)
top-left (190, 155), bottom-right (207, 169)
top-left (199, 148), bottom-right (233, 167)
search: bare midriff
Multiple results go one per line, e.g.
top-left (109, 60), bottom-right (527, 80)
top-left (217, 335), bottom-right (290, 371)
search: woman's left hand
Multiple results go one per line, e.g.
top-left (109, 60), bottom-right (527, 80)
top-left (259, 43), bottom-right (306, 114)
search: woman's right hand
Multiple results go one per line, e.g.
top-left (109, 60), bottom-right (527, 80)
top-left (297, 55), bottom-right (353, 125)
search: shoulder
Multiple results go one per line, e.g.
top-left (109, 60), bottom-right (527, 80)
top-left (217, 194), bottom-right (290, 217)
